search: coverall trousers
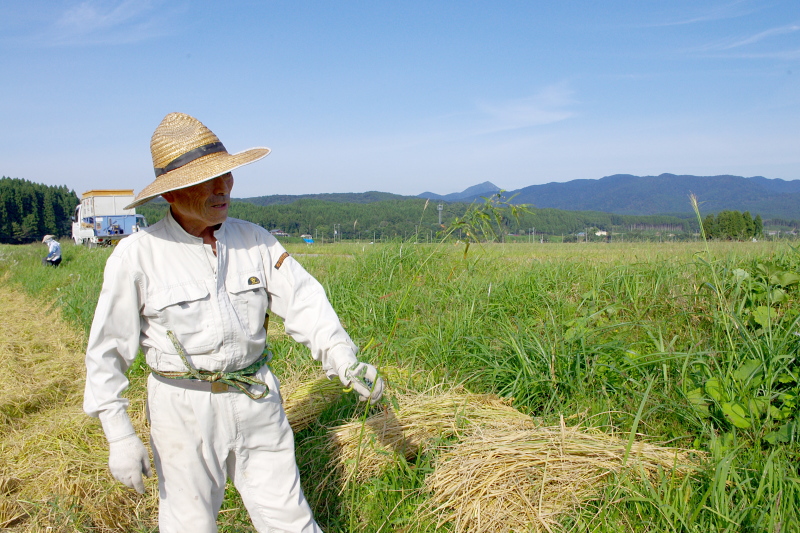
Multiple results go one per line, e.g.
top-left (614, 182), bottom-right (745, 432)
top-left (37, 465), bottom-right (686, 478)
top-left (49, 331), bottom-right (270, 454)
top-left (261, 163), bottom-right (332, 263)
top-left (146, 370), bottom-right (322, 532)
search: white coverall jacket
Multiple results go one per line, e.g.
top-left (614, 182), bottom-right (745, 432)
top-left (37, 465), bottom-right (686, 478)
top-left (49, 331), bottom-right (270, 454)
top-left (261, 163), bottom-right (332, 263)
top-left (84, 210), bottom-right (358, 532)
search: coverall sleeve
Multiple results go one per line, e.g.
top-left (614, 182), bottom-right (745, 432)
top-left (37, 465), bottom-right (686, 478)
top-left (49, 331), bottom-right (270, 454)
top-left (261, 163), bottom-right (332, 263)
top-left (83, 252), bottom-right (144, 421)
top-left (263, 244), bottom-right (358, 378)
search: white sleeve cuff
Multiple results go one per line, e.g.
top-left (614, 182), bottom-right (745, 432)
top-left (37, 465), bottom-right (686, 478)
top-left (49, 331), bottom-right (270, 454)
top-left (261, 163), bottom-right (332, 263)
top-left (325, 343), bottom-right (358, 380)
top-left (99, 411), bottom-right (137, 443)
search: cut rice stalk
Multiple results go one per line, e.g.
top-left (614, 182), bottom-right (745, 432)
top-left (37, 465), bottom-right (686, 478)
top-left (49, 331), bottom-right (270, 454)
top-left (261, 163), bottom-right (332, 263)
top-left (283, 376), bottom-right (344, 433)
top-left (327, 388), bottom-right (535, 485)
top-left (424, 423), bottom-right (702, 533)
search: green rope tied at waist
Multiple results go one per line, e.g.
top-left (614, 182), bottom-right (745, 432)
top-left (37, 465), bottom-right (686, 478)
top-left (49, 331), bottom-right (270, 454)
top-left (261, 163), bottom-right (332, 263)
top-left (149, 330), bottom-right (271, 400)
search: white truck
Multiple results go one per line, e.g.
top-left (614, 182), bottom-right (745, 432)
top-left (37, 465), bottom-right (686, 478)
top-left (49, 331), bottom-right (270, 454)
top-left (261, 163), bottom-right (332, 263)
top-left (71, 189), bottom-right (147, 246)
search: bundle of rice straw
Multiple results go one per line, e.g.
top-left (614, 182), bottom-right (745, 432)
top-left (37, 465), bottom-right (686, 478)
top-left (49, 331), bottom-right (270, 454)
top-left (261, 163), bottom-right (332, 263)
top-left (282, 365), bottom-right (416, 434)
top-left (327, 387), bottom-right (535, 485)
top-left (283, 376), bottom-right (345, 433)
top-left (424, 419), bottom-right (701, 533)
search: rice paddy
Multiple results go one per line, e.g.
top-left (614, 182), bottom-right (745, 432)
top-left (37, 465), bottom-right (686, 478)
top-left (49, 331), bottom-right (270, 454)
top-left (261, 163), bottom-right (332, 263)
top-left (0, 238), bottom-right (798, 532)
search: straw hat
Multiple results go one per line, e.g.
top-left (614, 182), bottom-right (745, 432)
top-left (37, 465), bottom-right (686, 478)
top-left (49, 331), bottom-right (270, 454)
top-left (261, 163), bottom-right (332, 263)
top-left (124, 112), bottom-right (271, 209)
top-left (42, 235), bottom-right (55, 243)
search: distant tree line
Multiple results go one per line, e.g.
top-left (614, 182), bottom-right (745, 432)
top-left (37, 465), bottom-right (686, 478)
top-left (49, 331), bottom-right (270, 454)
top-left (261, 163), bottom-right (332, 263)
top-left (139, 196), bottom-right (698, 241)
top-left (0, 177), bottom-right (79, 243)
top-left (702, 210), bottom-right (763, 240)
top-left (763, 218), bottom-right (800, 230)
top-left (5, 179), bottom-right (778, 246)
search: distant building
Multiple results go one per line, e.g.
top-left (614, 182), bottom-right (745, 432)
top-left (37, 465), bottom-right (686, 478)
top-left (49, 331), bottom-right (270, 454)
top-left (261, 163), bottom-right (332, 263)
top-left (270, 229), bottom-right (289, 237)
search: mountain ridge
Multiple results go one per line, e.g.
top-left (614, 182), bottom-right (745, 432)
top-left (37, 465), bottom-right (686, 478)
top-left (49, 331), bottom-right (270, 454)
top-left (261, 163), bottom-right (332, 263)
top-left (500, 173), bottom-right (800, 219)
top-left (237, 174), bottom-right (800, 220)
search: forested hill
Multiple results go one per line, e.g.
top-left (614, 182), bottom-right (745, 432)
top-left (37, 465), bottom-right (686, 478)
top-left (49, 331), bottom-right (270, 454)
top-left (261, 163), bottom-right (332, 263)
top-left (503, 174), bottom-right (800, 220)
top-left (0, 177), bottom-right (78, 243)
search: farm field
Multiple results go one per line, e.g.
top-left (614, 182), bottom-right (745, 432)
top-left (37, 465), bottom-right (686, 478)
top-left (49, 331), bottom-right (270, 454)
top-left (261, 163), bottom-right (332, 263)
top-left (0, 239), bottom-right (798, 532)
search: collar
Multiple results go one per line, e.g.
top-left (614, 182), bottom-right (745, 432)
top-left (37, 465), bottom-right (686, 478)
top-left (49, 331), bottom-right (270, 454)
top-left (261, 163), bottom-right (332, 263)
top-left (164, 209), bottom-right (227, 245)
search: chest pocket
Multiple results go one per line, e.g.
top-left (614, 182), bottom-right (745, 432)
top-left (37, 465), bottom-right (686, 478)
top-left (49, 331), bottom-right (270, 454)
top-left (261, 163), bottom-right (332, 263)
top-left (228, 270), bottom-right (268, 337)
top-left (148, 283), bottom-right (216, 353)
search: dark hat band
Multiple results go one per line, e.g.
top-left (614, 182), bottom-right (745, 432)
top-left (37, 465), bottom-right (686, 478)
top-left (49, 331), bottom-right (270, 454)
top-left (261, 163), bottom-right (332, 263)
top-left (154, 141), bottom-right (227, 177)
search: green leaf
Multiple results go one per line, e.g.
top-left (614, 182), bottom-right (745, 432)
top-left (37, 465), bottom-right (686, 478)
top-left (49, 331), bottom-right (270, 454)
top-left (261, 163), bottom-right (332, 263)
top-left (769, 405), bottom-right (786, 421)
top-left (705, 377), bottom-right (726, 403)
top-left (764, 421), bottom-right (795, 444)
top-left (721, 401), bottom-right (752, 428)
top-left (770, 288), bottom-right (787, 304)
top-left (776, 271), bottom-right (800, 287)
top-left (747, 397), bottom-right (768, 418)
top-left (753, 306), bottom-right (776, 328)
top-left (686, 387), bottom-right (710, 417)
top-left (731, 268), bottom-right (750, 283)
top-left (733, 359), bottom-right (763, 384)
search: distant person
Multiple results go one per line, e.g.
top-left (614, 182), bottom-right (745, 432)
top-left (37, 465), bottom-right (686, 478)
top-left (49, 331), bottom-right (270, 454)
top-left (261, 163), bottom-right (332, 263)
top-left (83, 112), bottom-right (384, 532)
top-left (41, 235), bottom-right (61, 267)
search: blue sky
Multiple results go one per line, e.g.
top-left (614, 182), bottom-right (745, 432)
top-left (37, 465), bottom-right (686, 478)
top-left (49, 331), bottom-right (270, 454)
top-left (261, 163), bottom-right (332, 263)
top-left (1, 1), bottom-right (798, 199)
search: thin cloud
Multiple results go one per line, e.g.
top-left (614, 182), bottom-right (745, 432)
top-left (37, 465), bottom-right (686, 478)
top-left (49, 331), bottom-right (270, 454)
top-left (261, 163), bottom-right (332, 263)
top-left (690, 22), bottom-right (800, 59)
top-left (473, 84), bottom-right (577, 134)
top-left (644, 0), bottom-right (756, 27)
top-left (718, 23), bottom-right (800, 50)
top-left (323, 83), bottom-right (579, 154)
top-left (29, 0), bottom-right (183, 46)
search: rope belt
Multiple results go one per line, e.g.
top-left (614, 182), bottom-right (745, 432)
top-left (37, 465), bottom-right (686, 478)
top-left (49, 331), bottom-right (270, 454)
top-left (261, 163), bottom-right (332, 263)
top-left (148, 330), bottom-right (271, 400)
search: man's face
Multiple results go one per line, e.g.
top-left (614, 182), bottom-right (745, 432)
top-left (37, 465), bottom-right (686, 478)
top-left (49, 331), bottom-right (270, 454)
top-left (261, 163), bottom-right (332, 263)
top-left (162, 172), bottom-right (234, 236)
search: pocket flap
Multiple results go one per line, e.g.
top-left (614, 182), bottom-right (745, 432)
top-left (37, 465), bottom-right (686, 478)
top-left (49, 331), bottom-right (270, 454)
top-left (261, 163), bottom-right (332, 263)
top-left (229, 270), bottom-right (266, 294)
top-left (150, 283), bottom-right (210, 311)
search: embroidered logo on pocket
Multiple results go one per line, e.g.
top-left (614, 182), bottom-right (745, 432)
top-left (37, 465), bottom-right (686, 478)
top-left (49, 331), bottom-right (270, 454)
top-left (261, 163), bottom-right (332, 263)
top-left (248, 276), bottom-right (260, 286)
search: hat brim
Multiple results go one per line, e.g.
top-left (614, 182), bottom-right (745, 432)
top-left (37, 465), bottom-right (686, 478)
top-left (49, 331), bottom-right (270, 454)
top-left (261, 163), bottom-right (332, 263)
top-left (125, 147), bottom-right (270, 209)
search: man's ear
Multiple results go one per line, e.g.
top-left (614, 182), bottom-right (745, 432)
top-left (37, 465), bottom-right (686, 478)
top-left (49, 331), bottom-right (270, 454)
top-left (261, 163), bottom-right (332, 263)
top-left (161, 192), bottom-right (175, 203)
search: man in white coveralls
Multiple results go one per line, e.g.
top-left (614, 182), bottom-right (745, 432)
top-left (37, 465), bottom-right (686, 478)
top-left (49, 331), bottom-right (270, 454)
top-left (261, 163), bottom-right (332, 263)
top-left (83, 112), bottom-right (383, 532)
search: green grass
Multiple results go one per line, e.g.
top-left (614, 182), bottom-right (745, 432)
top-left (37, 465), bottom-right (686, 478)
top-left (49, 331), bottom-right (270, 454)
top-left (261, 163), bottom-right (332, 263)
top-left (1, 239), bottom-right (799, 531)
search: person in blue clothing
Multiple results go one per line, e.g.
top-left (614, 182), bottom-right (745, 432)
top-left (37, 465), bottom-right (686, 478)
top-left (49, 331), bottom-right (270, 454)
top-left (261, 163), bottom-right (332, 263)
top-left (42, 235), bottom-right (62, 267)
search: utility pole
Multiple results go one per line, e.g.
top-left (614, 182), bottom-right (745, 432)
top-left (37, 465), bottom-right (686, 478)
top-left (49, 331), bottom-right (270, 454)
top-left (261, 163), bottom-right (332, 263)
top-left (438, 203), bottom-right (443, 225)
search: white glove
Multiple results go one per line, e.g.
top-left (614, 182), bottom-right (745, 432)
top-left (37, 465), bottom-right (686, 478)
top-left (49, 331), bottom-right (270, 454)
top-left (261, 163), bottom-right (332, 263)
top-left (100, 411), bottom-right (152, 494)
top-left (338, 362), bottom-right (384, 404)
top-left (108, 434), bottom-right (153, 494)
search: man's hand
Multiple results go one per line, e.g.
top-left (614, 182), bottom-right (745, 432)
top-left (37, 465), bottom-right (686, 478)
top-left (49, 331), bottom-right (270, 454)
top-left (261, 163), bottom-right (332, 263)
top-left (108, 434), bottom-right (153, 494)
top-left (339, 362), bottom-right (384, 404)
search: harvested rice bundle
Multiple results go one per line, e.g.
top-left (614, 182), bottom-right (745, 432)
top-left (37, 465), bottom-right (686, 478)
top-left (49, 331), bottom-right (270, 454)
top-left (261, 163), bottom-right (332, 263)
top-left (283, 376), bottom-right (344, 433)
top-left (282, 366), bottom-right (414, 433)
top-left (328, 388), bottom-right (535, 484)
top-left (425, 422), bottom-right (701, 533)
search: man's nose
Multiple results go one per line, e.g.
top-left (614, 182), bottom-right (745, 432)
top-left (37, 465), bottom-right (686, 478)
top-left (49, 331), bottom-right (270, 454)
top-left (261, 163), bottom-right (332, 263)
top-left (211, 174), bottom-right (232, 195)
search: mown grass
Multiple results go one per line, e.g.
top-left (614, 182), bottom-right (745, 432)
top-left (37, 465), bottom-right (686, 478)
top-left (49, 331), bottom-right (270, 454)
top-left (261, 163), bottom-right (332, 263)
top-left (1, 238), bottom-right (798, 531)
